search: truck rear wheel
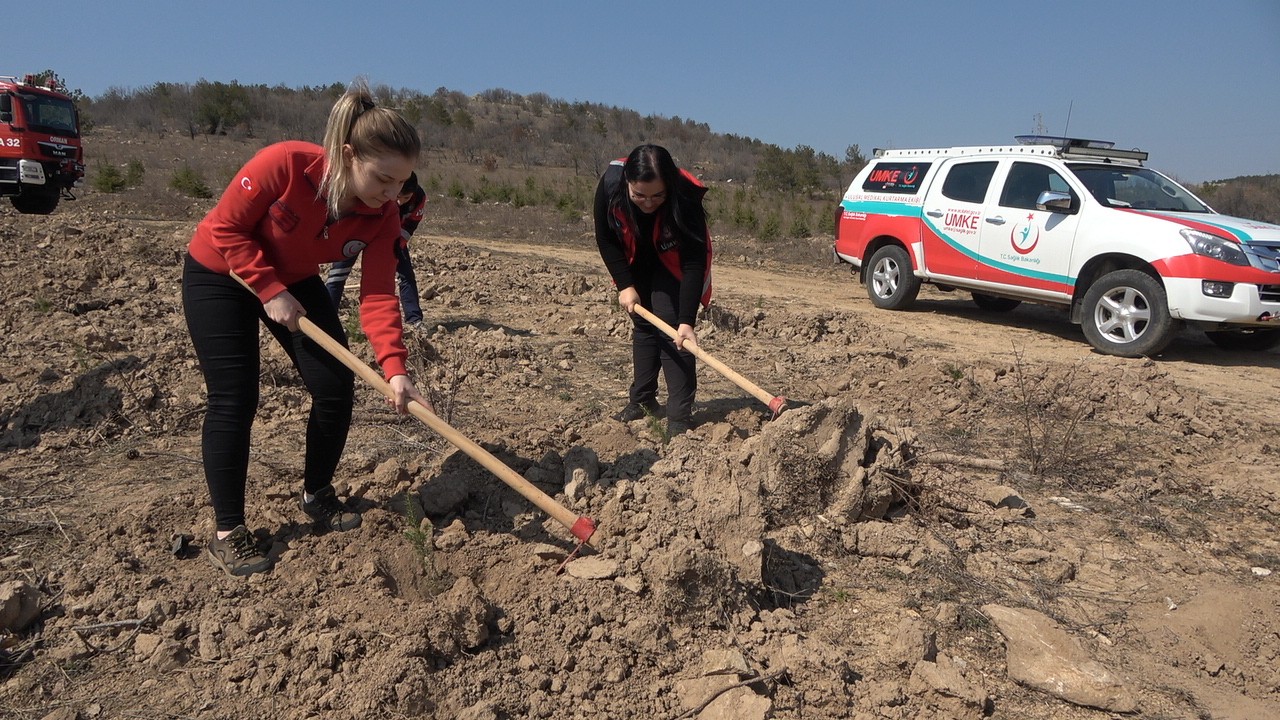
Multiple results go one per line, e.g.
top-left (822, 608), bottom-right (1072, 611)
top-left (11, 191), bottom-right (59, 215)
top-left (1080, 269), bottom-right (1175, 357)
top-left (866, 245), bottom-right (920, 310)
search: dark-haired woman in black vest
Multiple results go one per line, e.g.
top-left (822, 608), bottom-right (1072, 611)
top-left (594, 144), bottom-right (712, 436)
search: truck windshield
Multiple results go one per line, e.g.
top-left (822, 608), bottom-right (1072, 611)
top-left (17, 92), bottom-right (79, 137)
top-left (1068, 164), bottom-right (1209, 213)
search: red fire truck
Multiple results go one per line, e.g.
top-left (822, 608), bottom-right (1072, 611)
top-left (0, 73), bottom-right (85, 214)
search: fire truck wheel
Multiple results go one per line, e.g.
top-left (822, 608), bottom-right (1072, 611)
top-left (11, 191), bottom-right (59, 215)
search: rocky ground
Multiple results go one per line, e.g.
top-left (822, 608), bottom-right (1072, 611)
top-left (1, 133), bottom-right (1279, 720)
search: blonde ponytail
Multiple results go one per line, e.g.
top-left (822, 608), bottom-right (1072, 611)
top-left (319, 79), bottom-right (422, 218)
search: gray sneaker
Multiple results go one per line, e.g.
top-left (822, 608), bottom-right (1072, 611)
top-left (207, 525), bottom-right (271, 577)
top-left (301, 485), bottom-right (362, 532)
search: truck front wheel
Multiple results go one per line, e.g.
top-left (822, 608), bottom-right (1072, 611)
top-left (1080, 269), bottom-right (1175, 357)
top-left (865, 245), bottom-right (920, 310)
top-left (11, 191), bottom-right (59, 215)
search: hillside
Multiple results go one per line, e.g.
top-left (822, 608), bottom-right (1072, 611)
top-left (80, 81), bottom-right (866, 253)
top-left (74, 80), bottom-right (1280, 234)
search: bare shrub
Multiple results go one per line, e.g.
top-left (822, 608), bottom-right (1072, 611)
top-left (1003, 346), bottom-right (1114, 484)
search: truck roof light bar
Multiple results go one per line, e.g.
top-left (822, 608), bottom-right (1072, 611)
top-left (872, 136), bottom-right (1148, 164)
top-left (1015, 135), bottom-right (1149, 162)
top-left (1060, 145), bottom-right (1149, 162)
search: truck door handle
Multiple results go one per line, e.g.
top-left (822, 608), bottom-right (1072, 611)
top-left (985, 216), bottom-right (1006, 226)
top-left (926, 210), bottom-right (943, 218)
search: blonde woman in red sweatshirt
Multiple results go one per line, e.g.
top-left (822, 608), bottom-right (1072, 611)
top-left (182, 80), bottom-right (431, 577)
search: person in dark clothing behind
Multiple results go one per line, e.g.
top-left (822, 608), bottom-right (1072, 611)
top-left (594, 144), bottom-right (712, 436)
top-left (326, 171), bottom-right (427, 326)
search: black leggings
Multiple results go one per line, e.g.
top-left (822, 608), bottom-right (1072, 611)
top-left (182, 255), bottom-right (355, 531)
top-left (630, 271), bottom-right (697, 422)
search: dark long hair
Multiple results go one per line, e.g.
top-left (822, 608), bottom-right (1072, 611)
top-left (402, 171), bottom-right (421, 196)
top-left (609, 144), bottom-right (702, 243)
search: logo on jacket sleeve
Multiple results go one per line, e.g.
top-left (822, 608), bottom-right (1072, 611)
top-left (342, 240), bottom-right (367, 258)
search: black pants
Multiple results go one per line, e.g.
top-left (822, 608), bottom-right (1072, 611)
top-left (630, 272), bottom-right (697, 422)
top-left (182, 255), bottom-right (355, 531)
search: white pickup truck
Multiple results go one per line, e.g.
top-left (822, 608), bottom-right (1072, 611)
top-left (833, 136), bottom-right (1280, 356)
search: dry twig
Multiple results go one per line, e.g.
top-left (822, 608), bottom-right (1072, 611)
top-left (673, 668), bottom-right (788, 719)
top-left (913, 452), bottom-right (1005, 470)
top-left (71, 618), bottom-right (149, 633)
top-left (71, 617), bottom-right (150, 656)
top-left (47, 509), bottom-right (72, 543)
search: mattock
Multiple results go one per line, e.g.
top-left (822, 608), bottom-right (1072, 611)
top-left (232, 274), bottom-right (597, 554)
top-left (632, 304), bottom-right (788, 419)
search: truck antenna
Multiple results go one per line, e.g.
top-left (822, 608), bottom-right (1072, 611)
top-left (1062, 100), bottom-right (1074, 137)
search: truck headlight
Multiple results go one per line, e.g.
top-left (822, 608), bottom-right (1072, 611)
top-left (1181, 229), bottom-right (1249, 266)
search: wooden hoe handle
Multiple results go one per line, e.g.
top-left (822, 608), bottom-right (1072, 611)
top-left (233, 275), bottom-right (596, 546)
top-left (631, 305), bottom-right (786, 417)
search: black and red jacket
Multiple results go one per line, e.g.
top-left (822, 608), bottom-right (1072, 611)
top-left (593, 159), bottom-right (712, 325)
top-left (399, 185), bottom-right (427, 248)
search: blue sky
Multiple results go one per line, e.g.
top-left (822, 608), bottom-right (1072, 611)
top-left (12, 1), bottom-right (1279, 183)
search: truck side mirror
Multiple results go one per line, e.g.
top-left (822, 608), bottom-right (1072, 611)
top-left (1037, 190), bottom-right (1076, 214)
top-left (0, 93), bottom-right (11, 123)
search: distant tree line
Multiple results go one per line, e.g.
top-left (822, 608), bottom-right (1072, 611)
top-left (80, 80), bottom-right (867, 193)
top-left (56, 74), bottom-right (1279, 230)
top-left (1198, 175), bottom-right (1280, 224)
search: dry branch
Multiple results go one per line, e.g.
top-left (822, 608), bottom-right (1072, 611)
top-left (674, 668), bottom-right (788, 719)
top-left (914, 452), bottom-right (1005, 470)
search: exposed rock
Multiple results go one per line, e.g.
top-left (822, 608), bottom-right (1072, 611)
top-left (699, 648), bottom-right (752, 676)
top-left (564, 445), bottom-right (600, 488)
top-left (983, 604), bottom-right (1137, 712)
top-left (564, 556), bottom-right (618, 579)
top-left (0, 581), bottom-right (41, 632)
top-left (979, 483), bottom-right (1030, 511)
top-left (373, 457), bottom-right (411, 487)
top-left (855, 521), bottom-right (919, 559)
top-left (908, 653), bottom-right (988, 717)
top-left (889, 615), bottom-right (938, 666)
top-left (697, 686), bottom-right (771, 720)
